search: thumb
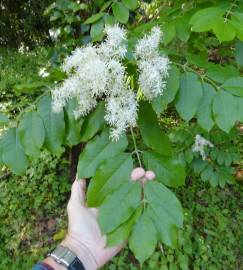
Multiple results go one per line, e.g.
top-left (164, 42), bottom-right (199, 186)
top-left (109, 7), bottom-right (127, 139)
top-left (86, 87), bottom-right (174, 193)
top-left (70, 178), bottom-right (86, 205)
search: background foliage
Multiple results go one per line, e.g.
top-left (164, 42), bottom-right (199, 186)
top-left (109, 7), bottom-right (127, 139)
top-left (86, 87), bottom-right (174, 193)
top-left (0, 0), bottom-right (52, 47)
top-left (0, 0), bottom-right (243, 268)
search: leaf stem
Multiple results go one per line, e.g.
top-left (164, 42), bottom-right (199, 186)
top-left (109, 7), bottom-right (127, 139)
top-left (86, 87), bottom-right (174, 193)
top-left (225, 0), bottom-right (238, 20)
top-left (130, 126), bottom-right (142, 167)
top-left (173, 62), bottom-right (220, 90)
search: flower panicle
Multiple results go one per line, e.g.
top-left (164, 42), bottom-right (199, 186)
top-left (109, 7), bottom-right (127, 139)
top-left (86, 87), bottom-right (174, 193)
top-left (51, 25), bottom-right (169, 140)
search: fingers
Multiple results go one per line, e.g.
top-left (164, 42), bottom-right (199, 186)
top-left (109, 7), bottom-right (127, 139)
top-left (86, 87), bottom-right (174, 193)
top-left (70, 178), bottom-right (87, 205)
top-left (90, 208), bottom-right (98, 217)
top-left (131, 167), bottom-right (145, 181)
top-left (130, 167), bottom-right (156, 182)
top-left (145, 170), bottom-right (156, 180)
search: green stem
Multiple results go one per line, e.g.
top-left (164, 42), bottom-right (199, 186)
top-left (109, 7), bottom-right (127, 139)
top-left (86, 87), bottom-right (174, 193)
top-left (173, 62), bottom-right (220, 90)
top-left (130, 126), bottom-right (142, 167)
top-left (225, 0), bottom-right (238, 20)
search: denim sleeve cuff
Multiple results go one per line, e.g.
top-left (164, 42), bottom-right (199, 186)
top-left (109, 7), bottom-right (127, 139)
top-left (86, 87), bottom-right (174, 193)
top-left (32, 262), bottom-right (55, 270)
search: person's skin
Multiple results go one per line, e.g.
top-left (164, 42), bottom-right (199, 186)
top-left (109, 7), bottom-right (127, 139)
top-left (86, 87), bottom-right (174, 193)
top-left (43, 167), bottom-right (155, 270)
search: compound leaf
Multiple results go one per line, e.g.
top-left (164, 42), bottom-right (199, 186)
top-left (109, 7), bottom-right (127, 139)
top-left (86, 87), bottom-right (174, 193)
top-left (37, 96), bottom-right (65, 154)
top-left (18, 111), bottom-right (45, 158)
top-left (138, 102), bottom-right (171, 156)
top-left (189, 7), bottom-right (225, 32)
top-left (64, 99), bottom-right (84, 147)
top-left (213, 90), bottom-right (238, 133)
top-left (80, 101), bottom-right (105, 142)
top-left (145, 181), bottom-right (183, 247)
top-left (129, 209), bottom-right (157, 264)
top-left (175, 72), bottom-right (203, 121)
top-left (196, 82), bottom-right (216, 132)
top-left (143, 151), bottom-right (186, 187)
top-left (78, 129), bottom-right (128, 178)
top-left (1, 128), bottom-right (28, 174)
top-left (112, 2), bottom-right (129, 24)
top-left (98, 181), bottom-right (141, 234)
top-left (87, 153), bottom-right (133, 207)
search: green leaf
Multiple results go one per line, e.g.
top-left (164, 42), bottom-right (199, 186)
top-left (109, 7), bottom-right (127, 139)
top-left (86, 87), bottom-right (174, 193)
top-left (129, 209), bottom-right (157, 264)
top-left (18, 111), bottom-right (45, 158)
top-left (1, 128), bottom-right (28, 174)
top-left (103, 14), bottom-right (116, 25)
top-left (236, 97), bottom-right (243, 122)
top-left (100, 1), bottom-right (112, 12)
top-left (0, 113), bottom-right (9, 126)
top-left (145, 181), bottom-right (183, 247)
top-left (222, 77), bottom-right (243, 97)
top-left (235, 41), bottom-right (243, 67)
top-left (213, 19), bottom-right (236, 42)
top-left (13, 81), bottom-right (45, 94)
top-left (138, 102), bottom-right (171, 156)
top-left (210, 172), bottom-right (219, 187)
top-left (175, 72), bottom-right (203, 121)
top-left (107, 206), bottom-right (142, 246)
top-left (64, 100), bottom-right (84, 146)
top-left (50, 10), bottom-right (62, 21)
top-left (87, 153), bottom-right (133, 207)
top-left (162, 22), bottom-right (176, 45)
top-left (80, 102), bottom-right (105, 142)
top-left (152, 65), bottom-right (180, 114)
top-left (0, 139), bottom-right (3, 166)
top-left (84, 12), bottom-right (105, 24)
top-left (201, 165), bottom-right (214, 182)
top-left (112, 2), bottom-right (129, 24)
top-left (98, 181), bottom-right (141, 234)
top-left (78, 129), bottom-right (128, 178)
top-left (68, 2), bottom-right (84, 12)
top-left (213, 90), bottom-right (238, 133)
top-left (189, 7), bottom-right (225, 32)
top-left (122, 0), bottom-right (138, 10)
top-left (143, 151), bottom-right (186, 187)
top-left (90, 19), bottom-right (104, 42)
top-left (37, 96), bottom-right (65, 154)
top-left (196, 83), bottom-right (216, 132)
top-left (175, 13), bottom-right (192, 42)
top-left (230, 13), bottom-right (243, 40)
top-left (206, 64), bottom-right (240, 84)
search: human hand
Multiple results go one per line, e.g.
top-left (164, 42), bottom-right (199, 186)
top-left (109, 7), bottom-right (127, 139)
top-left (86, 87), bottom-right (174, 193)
top-left (61, 179), bottom-right (122, 270)
top-left (44, 168), bottom-right (155, 270)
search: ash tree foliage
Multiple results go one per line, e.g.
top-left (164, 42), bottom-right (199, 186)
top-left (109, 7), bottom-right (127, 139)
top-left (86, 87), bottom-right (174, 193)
top-left (0, 0), bottom-right (243, 265)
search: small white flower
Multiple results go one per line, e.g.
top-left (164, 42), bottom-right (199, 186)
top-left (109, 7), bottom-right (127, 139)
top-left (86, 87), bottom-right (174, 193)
top-left (39, 67), bottom-right (49, 78)
top-left (98, 24), bottom-right (127, 60)
top-left (62, 46), bottom-right (97, 73)
top-left (192, 134), bottom-right (214, 160)
top-left (106, 59), bottom-right (126, 96)
top-left (105, 90), bottom-right (137, 141)
top-left (135, 27), bottom-right (170, 100)
top-left (49, 28), bottom-right (61, 40)
top-left (135, 26), bottom-right (162, 60)
top-left (73, 91), bottom-right (97, 118)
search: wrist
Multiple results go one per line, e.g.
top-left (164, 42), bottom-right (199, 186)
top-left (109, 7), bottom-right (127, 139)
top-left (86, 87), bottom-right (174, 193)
top-left (61, 234), bottom-right (98, 270)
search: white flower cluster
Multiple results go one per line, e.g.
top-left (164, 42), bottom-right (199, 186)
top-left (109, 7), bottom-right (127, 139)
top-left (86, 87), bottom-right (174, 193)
top-left (192, 134), bottom-right (214, 160)
top-left (135, 27), bottom-right (170, 100)
top-left (52, 25), bottom-right (169, 140)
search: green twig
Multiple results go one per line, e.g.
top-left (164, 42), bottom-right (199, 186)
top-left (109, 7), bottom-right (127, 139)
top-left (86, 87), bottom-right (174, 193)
top-left (225, 0), bottom-right (238, 20)
top-left (173, 62), bottom-right (220, 90)
top-left (130, 126), bottom-right (142, 167)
